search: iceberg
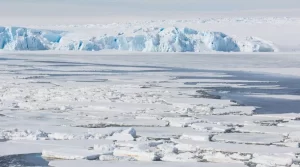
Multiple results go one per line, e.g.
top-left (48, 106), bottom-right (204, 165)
top-left (239, 36), bottom-right (278, 52)
top-left (0, 26), bottom-right (276, 52)
top-left (0, 26), bottom-right (63, 50)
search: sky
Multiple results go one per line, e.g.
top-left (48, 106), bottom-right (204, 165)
top-left (1, 0), bottom-right (300, 16)
top-left (1, 0), bottom-right (299, 25)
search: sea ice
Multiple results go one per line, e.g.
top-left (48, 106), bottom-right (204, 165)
top-left (161, 152), bottom-right (198, 162)
top-left (42, 148), bottom-right (100, 160)
top-left (49, 160), bottom-right (248, 167)
top-left (250, 153), bottom-right (294, 167)
top-left (113, 148), bottom-right (160, 161)
top-left (173, 139), bottom-right (300, 154)
top-left (191, 122), bottom-right (234, 133)
top-left (106, 128), bottom-right (137, 141)
top-left (211, 133), bottom-right (284, 145)
top-left (179, 132), bottom-right (212, 141)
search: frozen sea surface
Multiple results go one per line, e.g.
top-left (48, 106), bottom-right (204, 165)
top-left (181, 71), bottom-right (300, 114)
top-left (1, 54), bottom-right (299, 114)
top-left (1, 1), bottom-right (300, 166)
top-left (1, 53), bottom-right (300, 167)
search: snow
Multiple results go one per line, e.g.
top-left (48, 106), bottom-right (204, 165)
top-left (246, 94), bottom-right (300, 100)
top-left (0, 129), bottom-right (48, 140)
top-left (121, 128), bottom-right (137, 137)
top-left (157, 143), bottom-right (178, 154)
top-left (103, 118), bottom-right (169, 127)
top-left (1, 2), bottom-right (300, 165)
top-left (115, 141), bottom-right (163, 148)
top-left (211, 106), bottom-right (255, 116)
top-left (162, 117), bottom-right (199, 127)
top-left (286, 131), bottom-right (300, 142)
top-left (93, 144), bottom-right (115, 155)
top-left (255, 113), bottom-right (300, 120)
top-left (113, 148), bottom-right (160, 161)
top-left (161, 152), bottom-right (198, 162)
top-left (188, 115), bottom-right (284, 126)
top-left (106, 128), bottom-right (136, 141)
top-left (99, 155), bottom-right (135, 161)
top-left (173, 139), bottom-right (300, 154)
top-left (132, 127), bottom-right (200, 140)
top-left (0, 126), bottom-right (122, 140)
top-left (212, 133), bottom-right (284, 145)
top-left (42, 148), bottom-right (100, 160)
top-left (179, 132), bottom-right (211, 142)
top-left (250, 154), bottom-right (294, 167)
top-left (202, 152), bottom-right (243, 163)
top-left (236, 125), bottom-right (296, 135)
top-left (49, 160), bottom-right (248, 167)
top-left (0, 139), bottom-right (113, 157)
top-left (106, 127), bottom-right (137, 141)
top-left (1, 53), bottom-right (300, 166)
top-left (191, 123), bottom-right (234, 133)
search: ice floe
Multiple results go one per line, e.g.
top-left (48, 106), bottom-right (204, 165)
top-left (49, 160), bottom-right (248, 167)
top-left (42, 148), bottom-right (100, 160)
top-left (106, 128), bottom-right (137, 141)
top-left (211, 133), bottom-right (284, 145)
top-left (1, 54), bottom-right (300, 167)
top-left (113, 148), bottom-right (160, 161)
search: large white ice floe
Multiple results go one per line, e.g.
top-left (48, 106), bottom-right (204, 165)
top-left (113, 148), bottom-right (161, 161)
top-left (0, 26), bottom-right (277, 52)
top-left (211, 133), bottom-right (284, 145)
top-left (0, 139), bottom-right (113, 157)
top-left (0, 127), bottom-right (122, 140)
top-left (49, 160), bottom-right (248, 167)
top-left (42, 148), bottom-right (100, 160)
top-left (106, 127), bottom-right (137, 141)
top-left (161, 152), bottom-right (199, 162)
top-left (250, 153), bottom-right (295, 167)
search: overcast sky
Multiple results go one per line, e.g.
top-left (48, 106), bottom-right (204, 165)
top-left (1, 0), bottom-right (300, 16)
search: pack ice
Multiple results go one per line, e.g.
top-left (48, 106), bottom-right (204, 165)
top-left (1, 54), bottom-right (300, 167)
top-left (0, 26), bottom-right (277, 52)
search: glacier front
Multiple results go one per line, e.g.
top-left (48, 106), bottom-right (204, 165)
top-left (0, 26), bottom-right (277, 52)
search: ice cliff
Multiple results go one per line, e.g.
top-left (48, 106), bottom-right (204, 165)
top-left (0, 26), bottom-right (277, 52)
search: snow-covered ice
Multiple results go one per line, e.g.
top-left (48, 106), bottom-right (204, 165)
top-left (179, 132), bottom-right (211, 142)
top-left (173, 139), bottom-right (300, 154)
top-left (1, 50), bottom-right (300, 167)
top-left (1, 1), bottom-right (300, 166)
top-left (250, 154), bottom-right (295, 167)
top-left (113, 148), bottom-right (160, 161)
top-left (191, 122), bottom-right (234, 133)
top-left (0, 53), bottom-right (300, 166)
top-left (42, 148), bottom-right (100, 160)
top-left (49, 160), bottom-right (248, 167)
top-left (212, 133), bottom-right (284, 145)
top-left (106, 128), bottom-right (137, 141)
